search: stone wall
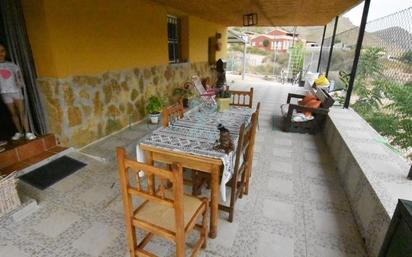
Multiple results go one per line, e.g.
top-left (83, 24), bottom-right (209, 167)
top-left (323, 108), bottom-right (412, 257)
top-left (38, 62), bottom-right (215, 147)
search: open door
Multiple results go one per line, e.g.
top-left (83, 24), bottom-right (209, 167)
top-left (0, 0), bottom-right (47, 136)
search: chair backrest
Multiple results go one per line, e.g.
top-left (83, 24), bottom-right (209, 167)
top-left (255, 102), bottom-right (261, 118)
top-left (244, 105), bottom-right (259, 171)
top-left (232, 123), bottom-right (248, 178)
top-left (162, 102), bottom-right (184, 127)
top-left (116, 147), bottom-right (185, 228)
top-left (228, 87), bottom-right (254, 108)
top-left (232, 110), bottom-right (258, 177)
top-left (192, 75), bottom-right (206, 95)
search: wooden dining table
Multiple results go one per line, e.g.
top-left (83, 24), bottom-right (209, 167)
top-left (137, 106), bottom-right (254, 238)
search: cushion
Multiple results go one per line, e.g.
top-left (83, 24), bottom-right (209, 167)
top-left (134, 189), bottom-right (203, 233)
top-left (280, 103), bottom-right (315, 122)
top-left (292, 113), bottom-right (314, 122)
top-left (298, 96), bottom-right (321, 117)
top-left (298, 95), bottom-right (317, 106)
top-left (303, 99), bottom-right (321, 117)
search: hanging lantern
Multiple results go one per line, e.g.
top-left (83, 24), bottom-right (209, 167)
top-left (243, 13), bottom-right (258, 26)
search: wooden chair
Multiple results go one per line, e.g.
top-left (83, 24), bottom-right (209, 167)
top-left (192, 75), bottom-right (216, 106)
top-left (243, 102), bottom-right (260, 196)
top-left (117, 148), bottom-right (208, 257)
top-left (228, 87), bottom-right (253, 107)
top-left (220, 116), bottom-right (254, 222)
top-left (162, 102), bottom-right (184, 127)
top-left (192, 114), bottom-right (255, 222)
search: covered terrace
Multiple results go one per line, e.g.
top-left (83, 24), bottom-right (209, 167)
top-left (0, 0), bottom-right (410, 257)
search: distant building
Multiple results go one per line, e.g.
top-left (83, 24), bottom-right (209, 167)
top-left (250, 28), bottom-right (304, 52)
top-left (305, 41), bottom-right (319, 48)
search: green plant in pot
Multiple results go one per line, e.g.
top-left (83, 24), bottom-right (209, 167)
top-left (145, 96), bottom-right (164, 124)
top-left (173, 82), bottom-right (194, 108)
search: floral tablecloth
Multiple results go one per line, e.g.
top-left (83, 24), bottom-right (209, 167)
top-left (137, 106), bottom-right (254, 201)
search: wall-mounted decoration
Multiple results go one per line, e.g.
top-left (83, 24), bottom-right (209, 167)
top-left (215, 33), bottom-right (222, 51)
top-left (208, 37), bottom-right (216, 65)
top-left (243, 13), bottom-right (258, 26)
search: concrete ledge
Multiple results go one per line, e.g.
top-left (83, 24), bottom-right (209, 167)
top-left (322, 107), bottom-right (411, 257)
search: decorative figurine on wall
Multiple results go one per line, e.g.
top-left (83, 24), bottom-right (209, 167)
top-left (214, 124), bottom-right (234, 154)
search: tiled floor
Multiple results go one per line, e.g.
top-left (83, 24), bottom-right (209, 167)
top-left (0, 75), bottom-right (368, 257)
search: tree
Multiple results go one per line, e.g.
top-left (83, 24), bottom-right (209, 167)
top-left (350, 47), bottom-right (412, 159)
top-left (262, 39), bottom-right (270, 48)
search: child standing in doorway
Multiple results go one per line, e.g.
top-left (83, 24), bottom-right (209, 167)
top-left (0, 43), bottom-right (35, 141)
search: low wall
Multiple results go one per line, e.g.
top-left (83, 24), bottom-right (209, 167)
top-left (38, 62), bottom-right (214, 147)
top-left (323, 107), bottom-right (411, 257)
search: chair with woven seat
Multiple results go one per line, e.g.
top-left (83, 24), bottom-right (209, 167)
top-left (162, 102), bottom-right (184, 127)
top-left (116, 148), bottom-right (208, 257)
top-left (192, 111), bottom-right (257, 222)
top-left (228, 87), bottom-right (254, 108)
top-left (221, 118), bottom-right (253, 222)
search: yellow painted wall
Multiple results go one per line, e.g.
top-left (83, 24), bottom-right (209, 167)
top-left (188, 16), bottom-right (227, 63)
top-left (21, 0), bottom-right (227, 78)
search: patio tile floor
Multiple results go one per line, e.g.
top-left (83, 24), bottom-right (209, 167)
top-left (0, 75), bottom-right (368, 257)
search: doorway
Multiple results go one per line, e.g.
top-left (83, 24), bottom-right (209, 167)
top-left (0, 0), bottom-right (48, 138)
top-left (0, 99), bottom-right (16, 140)
top-left (0, 10), bottom-right (17, 140)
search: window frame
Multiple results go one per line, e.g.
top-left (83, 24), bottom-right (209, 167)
top-left (167, 15), bottom-right (180, 64)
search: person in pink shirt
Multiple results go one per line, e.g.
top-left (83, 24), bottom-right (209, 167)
top-left (0, 43), bottom-right (35, 141)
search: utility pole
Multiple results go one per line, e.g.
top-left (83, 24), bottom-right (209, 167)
top-left (242, 41), bottom-right (247, 80)
top-left (272, 42), bottom-right (277, 76)
top-left (242, 28), bottom-right (248, 80)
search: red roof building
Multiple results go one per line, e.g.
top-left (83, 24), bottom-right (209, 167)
top-left (250, 28), bottom-right (304, 52)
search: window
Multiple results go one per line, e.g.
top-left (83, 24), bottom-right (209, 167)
top-left (167, 16), bottom-right (180, 63)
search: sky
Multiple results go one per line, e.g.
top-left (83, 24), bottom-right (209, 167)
top-left (343, 0), bottom-right (412, 25)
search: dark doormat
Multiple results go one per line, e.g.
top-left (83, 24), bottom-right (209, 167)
top-left (20, 156), bottom-right (86, 190)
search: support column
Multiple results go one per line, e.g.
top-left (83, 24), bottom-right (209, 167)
top-left (317, 25), bottom-right (327, 72)
top-left (344, 0), bottom-right (371, 108)
top-left (325, 16), bottom-right (339, 77)
top-left (242, 42), bottom-right (246, 80)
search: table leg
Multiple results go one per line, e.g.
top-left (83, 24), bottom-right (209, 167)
top-left (209, 165), bottom-right (219, 238)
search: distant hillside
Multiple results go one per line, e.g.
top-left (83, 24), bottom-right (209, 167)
top-left (290, 17), bottom-right (357, 43)
top-left (229, 17), bottom-right (357, 43)
top-left (228, 17), bottom-right (412, 56)
top-left (371, 26), bottom-right (412, 52)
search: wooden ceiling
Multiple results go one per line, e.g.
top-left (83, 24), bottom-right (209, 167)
top-left (152, 0), bottom-right (361, 26)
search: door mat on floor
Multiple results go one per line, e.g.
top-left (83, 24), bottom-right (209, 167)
top-left (19, 156), bottom-right (86, 190)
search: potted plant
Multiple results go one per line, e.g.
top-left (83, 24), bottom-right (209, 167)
top-left (145, 96), bottom-right (164, 124)
top-left (216, 85), bottom-right (231, 112)
top-left (173, 82), bottom-right (194, 108)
